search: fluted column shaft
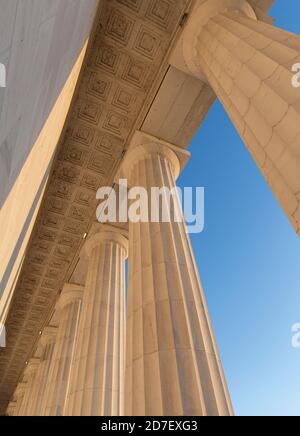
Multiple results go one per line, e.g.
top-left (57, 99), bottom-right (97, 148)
top-left (41, 284), bottom-right (83, 416)
top-left (194, 9), bottom-right (300, 234)
top-left (123, 135), bottom-right (233, 416)
top-left (18, 358), bottom-right (40, 416)
top-left (27, 327), bottom-right (57, 416)
top-left (65, 229), bottom-right (128, 416)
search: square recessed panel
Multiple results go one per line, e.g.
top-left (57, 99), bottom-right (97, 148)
top-left (74, 188), bottom-right (96, 208)
top-left (46, 196), bottom-right (69, 216)
top-left (59, 143), bottom-right (89, 167)
top-left (36, 230), bottom-right (57, 247)
top-left (58, 233), bottom-right (81, 248)
top-left (68, 205), bottom-right (91, 223)
top-left (102, 110), bottom-right (128, 137)
top-left (67, 123), bottom-right (97, 148)
top-left (48, 179), bottom-right (75, 201)
top-left (95, 132), bottom-right (124, 158)
top-left (86, 72), bottom-right (112, 101)
top-left (111, 85), bottom-right (137, 113)
top-left (62, 220), bottom-right (87, 236)
top-left (87, 152), bottom-right (114, 176)
top-left (53, 162), bottom-right (82, 185)
top-left (122, 56), bottom-right (151, 89)
top-left (80, 171), bottom-right (104, 192)
top-left (77, 99), bottom-right (102, 126)
top-left (45, 267), bottom-right (64, 280)
top-left (26, 264), bottom-right (45, 277)
top-left (105, 9), bottom-right (134, 46)
top-left (42, 278), bottom-right (59, 290)
top-left (134, 26), bottom-right (161, 59)
top-left (28, 253), bottom-right (48, 266)
top-left (31, 239), bottom-right (53, 254)
top-left (116, 0), bottom-right (143, 13)
top-left (41, 212), bottom-right (61, 231)
top-left (146, 0), bottom-right (174, 30)
top-left (21, 275), bottom-right (40, 289)
top-left (54, 244), bottom-right (74, 260)
top-left (95, 44), bottom-right (122, 75)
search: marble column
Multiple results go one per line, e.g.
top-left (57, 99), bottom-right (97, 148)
top-left (41, 284), bottom-right (83, 416)
top-left (121, 131), bottom-right (233, 416)
top-left (27, 327), bottom-right (57, 416)
top-left (64, 227), bottom-right (128, 416)
top-left (171, 0), bottom-right (300, 235)
top-left (18, 358), bottom-right (40, 416)
top-left (12, 382), bottom-right (27, 416)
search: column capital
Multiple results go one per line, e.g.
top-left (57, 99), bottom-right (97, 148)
top-left (40, 326), bottom-right (57, 347)
top-left (118, 131), bottom-right (190, 184)
top-left (58, 283), bottom-right (84, 310)
top-left (170, 0), bottom-right (256, 80)
top-left (83, 225), bottom-right (129, 259)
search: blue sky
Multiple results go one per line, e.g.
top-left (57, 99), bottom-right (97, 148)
top-left (177, 0), bottom-right (300, 416)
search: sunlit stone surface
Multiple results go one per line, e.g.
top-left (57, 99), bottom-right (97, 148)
top-left (2, 0), bottom-right (299, 416)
